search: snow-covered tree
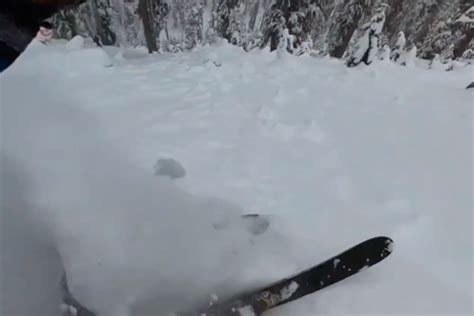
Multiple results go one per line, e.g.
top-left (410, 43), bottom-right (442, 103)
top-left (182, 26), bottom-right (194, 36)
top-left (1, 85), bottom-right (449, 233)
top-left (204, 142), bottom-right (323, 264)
top-left (183, 1), bottom-right (203, 49)
top-left (461, 48), bottom-right (473, 59)
top-left (327, 0), bottom-right (370, 58)
top-left (282, 0), bottom-right (325, 54)
top-left (380, 43), bottom-right (391, 62)
top-left (52, 4), bottom-right (91, 40)
top-left (212, 0), bottom-right (250, 46)
top-left (391, 31), bottom-right (406, 62)
top-left (151, 0), bottom-right (170, 46)
top-left (121, 1), bottom-right (143, 47)
top-left (260, 3), bottom-right (285, 51)
top-left (347, 6), bottom-right (386, 67)
top-left (403, 45), bottom-right (418, 67)
top-left (51, 0), bottom-right (471, 59)
top-left (276, 27), bottom-right (294, 57)
top-left (92, 0), bottom-right (120, 45)
top-left (457, 5), bottom-right (474, 23)
top-left (452, 5), bottom-right (474, 58)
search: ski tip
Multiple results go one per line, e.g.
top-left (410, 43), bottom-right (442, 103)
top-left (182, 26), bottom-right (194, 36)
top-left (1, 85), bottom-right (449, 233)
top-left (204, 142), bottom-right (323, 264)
top-left (372, 236), bottom-right (394, 257)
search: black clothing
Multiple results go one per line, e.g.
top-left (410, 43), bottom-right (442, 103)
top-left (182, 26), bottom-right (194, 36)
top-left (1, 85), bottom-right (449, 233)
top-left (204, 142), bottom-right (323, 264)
top-left (0, 0), bottom-right (85, 71)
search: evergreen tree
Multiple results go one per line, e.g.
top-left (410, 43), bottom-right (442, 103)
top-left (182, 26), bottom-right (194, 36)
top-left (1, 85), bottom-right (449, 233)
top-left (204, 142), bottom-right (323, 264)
top-left (403, 45), bottom-right (418, 67)
top-left (183, 1), bottom-right (203, 49)
top-left (261, 3), bottom-right (285, 51)
top-left (461, 48), bottom-right (473, 59)
top-left (52, 1), bottom-right (91, 40)
top-left (121, 1), bottom-right (143, 48)
top-left (391, 31), bottom-right (406, 62)
top-left (380, 43), bottom-right (391, 62)
top-left (452, 4), bottom-right (474, 58)
top-left (50, 0), bottom-right (471, 59)
top-left (327, 0), bottom-right (371, 58)
top-left (347, 5), bottom-right (386, 67)
top-left (93, 0), bottom-right (119, 46)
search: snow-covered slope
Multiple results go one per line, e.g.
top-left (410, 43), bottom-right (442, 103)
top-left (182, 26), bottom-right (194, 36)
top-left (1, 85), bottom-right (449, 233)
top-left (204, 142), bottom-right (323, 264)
top-left (1, 40), bottom-right (472, 316)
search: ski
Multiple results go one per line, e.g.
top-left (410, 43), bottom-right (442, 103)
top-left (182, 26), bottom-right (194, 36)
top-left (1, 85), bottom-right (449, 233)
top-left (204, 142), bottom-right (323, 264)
top-left (182, 236), bottom-right (394, 316)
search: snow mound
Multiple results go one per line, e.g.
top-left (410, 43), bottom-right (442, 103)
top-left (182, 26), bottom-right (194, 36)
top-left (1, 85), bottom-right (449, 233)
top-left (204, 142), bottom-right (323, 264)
top-left (154, 158), bottom-right (186, 179)
top-left (66, 35), bottom-right (85, 50)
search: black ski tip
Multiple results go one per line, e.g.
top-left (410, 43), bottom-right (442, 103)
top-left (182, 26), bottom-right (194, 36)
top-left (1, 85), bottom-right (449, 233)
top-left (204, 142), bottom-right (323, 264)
top-left (370, 236), bottom-right (394, 258)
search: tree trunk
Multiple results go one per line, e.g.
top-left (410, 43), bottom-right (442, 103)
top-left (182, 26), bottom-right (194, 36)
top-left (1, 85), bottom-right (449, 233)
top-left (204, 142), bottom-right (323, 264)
top-left (88, 0), bottom-right (102, 44)
top-left (139, 0), bottom-right (158, 53)
top-left (327, 1), bottom-right (366, 58)
top-left (453, 27), bottom-right (473, 59)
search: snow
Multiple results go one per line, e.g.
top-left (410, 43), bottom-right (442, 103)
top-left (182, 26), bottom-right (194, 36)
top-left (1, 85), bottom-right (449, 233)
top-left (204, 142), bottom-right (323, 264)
top-left (379, 44), bottom-right (391, 62)
top-left (280, 281), bottom-right (299, 301)
top-left (395, 31), bottom-right (406, 49)
top-left (430, 54), bottom-right (448, 71)
top-left (391, 32), bottom-right (406, 64)
top-left (1, 41), bottom-right (472, 316)
top-left (370, 10), bottom-right (386, 35)
top-left (348, 9), bottom-right (386, 66)
top-left (404, 46), bottom-right (418, 68)
top-left (237, 306), bottom-right (256, 316)
top-left (457, 6), bottom-right (474, 24)
top-left (65, 35), bottom-right (85, 50)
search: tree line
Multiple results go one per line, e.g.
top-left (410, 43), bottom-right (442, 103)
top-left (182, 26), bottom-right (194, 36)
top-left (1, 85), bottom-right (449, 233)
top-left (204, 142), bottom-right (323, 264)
top-left (52, 0), bottom-right (473, 62)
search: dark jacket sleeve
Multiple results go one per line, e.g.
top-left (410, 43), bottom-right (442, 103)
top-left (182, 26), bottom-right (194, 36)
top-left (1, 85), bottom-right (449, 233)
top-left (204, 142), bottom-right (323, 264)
top-left (2, 1), bottom-right (85, 6)
top-left (0, 0), bottom-right (86, 53)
